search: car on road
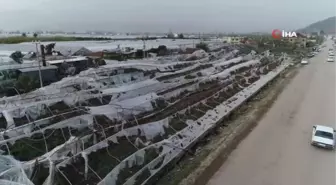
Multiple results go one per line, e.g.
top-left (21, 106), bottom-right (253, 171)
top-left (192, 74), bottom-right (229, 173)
top-left (307, 53), bottom-right (315, 58)
top-left (301, 60), bottom-right (309, 65)
top-left (327, 57), bottom-right (334, 62)
top-left (311, 125), bottom-right (335, 150)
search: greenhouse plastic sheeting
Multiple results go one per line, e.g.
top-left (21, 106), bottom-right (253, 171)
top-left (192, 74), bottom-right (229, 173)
top-left (0, 155), bottom-right (34, 185)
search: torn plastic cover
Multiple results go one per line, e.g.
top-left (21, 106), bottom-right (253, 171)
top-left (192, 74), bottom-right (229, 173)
top-left (0, 155), bottom-right (34, 185)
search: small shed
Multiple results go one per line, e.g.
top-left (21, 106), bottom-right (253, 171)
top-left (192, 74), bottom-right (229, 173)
top-left (17, 65), bottom-right (59, 84)
top-left (47, 57), bottom-right (94, 74)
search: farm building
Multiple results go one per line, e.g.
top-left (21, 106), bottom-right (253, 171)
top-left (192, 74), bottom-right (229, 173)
top-left (47, 57), bottom-right (94, 74)
top-left (17, 65), bottom-right (59, 84)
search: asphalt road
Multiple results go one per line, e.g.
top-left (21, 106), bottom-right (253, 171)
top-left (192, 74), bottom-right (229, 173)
top-left (207, 40), bottom-right (336, 185)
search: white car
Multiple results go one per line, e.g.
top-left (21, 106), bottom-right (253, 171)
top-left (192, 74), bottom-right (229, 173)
top-left (327, 57), bottom-right (334, 62)
top-left (311, 125), bottom-right (335, 150)
top-left (301, 60), bottom-right (308, 64)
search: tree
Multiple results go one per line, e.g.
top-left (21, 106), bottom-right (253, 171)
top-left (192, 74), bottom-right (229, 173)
top-left (306, 41), bottom-right (314, 47)
top-left (316, 36), bottom-right (324, 44)
top-left (33, 33), bottom-right (38, 38)
top-left (21, 33), bottom-right (27, 37)
top-left (196, 42), bottom-right (209, 52)
top-left (45, 43), bottom-right (56, 55)
top-left (10, 51), bottom-right (24, 64)
top-left (319, 30), bottom-right (325, 35)
top-left (95, 59), bottom-right (106, 66)
top-left (178, 33), bottom-right (184, 39)
top-left (167, 32), bottom-right (175, 39)
top-left (135, 49), bottom-right (144, 58)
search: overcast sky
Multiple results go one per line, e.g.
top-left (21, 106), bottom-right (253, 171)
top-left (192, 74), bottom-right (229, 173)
top-left (0, 0), bottom-right (335, 33)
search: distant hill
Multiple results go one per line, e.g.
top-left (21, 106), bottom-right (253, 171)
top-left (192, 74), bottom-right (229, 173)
top-left (298, 16), bottom-right (335, 34)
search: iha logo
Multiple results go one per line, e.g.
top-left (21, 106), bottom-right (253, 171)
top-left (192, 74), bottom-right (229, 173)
top-left (272, 29), bottom-right (297, 39)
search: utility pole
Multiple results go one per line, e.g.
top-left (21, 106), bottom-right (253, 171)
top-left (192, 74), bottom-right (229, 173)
top-left (142, 37), bottom-right (146, 59)
top-left (40, 44), bottom-right (46, 67)
top-left (33, 41), bottom-right (43, 88)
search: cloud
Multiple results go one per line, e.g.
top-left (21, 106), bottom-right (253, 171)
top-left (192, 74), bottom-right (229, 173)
top-left (0, 0), bottom-right (335, 32)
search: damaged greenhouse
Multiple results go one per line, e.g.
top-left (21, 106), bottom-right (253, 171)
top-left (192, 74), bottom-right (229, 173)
top-left (0, 44), bottom-right (290, 185)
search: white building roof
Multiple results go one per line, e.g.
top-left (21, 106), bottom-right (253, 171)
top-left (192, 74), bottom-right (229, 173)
top-left (47, 57), bottom-right (88, 65)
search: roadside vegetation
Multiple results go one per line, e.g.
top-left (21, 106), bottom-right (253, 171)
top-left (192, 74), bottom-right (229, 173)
top-left (195, 42), bottom-right (209, 52)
